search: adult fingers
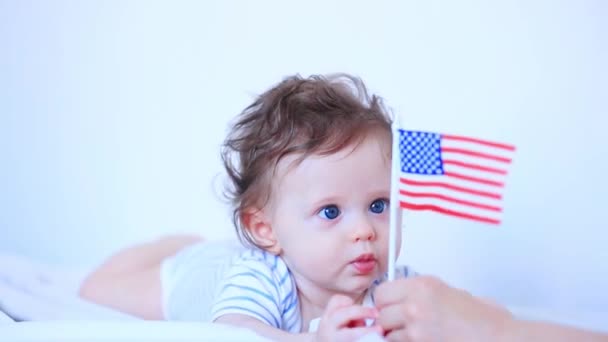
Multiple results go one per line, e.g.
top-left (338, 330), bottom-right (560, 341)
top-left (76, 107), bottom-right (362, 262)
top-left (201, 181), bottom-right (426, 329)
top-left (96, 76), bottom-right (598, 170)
top-left (375, 302), bottom-right (415, 333)
top-left (375, 276), bottom-right (445, 308)
top-left (384, 328), bottom-right (415, 342)
top-left (374, 278), bottom-right (409, 307)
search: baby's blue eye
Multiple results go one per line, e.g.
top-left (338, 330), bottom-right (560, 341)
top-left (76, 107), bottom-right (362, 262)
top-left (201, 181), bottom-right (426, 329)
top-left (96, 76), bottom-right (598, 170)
top-left (318, 205), bottom-right (341, 220)
top-left (370, 199), bottom-right (388, 214)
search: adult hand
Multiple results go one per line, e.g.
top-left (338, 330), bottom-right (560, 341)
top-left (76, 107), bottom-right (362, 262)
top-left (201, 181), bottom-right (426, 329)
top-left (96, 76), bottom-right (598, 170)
top-left (374, 276), bottom-right (512, 342)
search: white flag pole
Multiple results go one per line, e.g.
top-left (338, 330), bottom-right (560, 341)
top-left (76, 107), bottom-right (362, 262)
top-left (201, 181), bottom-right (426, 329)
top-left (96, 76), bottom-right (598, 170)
top-left (387, 115), bottom-right (403, 281)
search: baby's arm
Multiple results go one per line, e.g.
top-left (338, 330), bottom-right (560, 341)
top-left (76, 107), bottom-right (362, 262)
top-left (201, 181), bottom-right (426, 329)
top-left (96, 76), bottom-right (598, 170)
top-left (209, 252), bottom-right (302, 337)
top-left (210, 252), bottom-right (379, 341)
top-left (215, 314), bottom-right (313, 341)
top-left (215, 295), bottom-right (381, 342)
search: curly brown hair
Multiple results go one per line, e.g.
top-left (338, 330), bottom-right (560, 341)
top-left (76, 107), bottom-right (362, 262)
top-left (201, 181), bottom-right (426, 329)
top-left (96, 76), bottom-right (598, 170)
top-left (221, 73), bottom-right (394, 249)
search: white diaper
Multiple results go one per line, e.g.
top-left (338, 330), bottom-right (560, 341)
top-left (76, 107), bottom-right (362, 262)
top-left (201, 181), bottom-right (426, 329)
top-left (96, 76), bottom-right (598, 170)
top-left (160, 239), bottom-right (243, 321)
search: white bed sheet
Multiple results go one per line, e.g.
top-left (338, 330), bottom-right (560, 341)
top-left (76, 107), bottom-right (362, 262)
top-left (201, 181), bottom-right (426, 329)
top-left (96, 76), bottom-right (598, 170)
top-left (1, 321), bottom-right (276, 342)
top-left (1, 252), bottom-right (605, 340)
top-left (0, 253), bottom-right (278, 341)
top-left (0, 308), bottom-right (13, 323)
top-left (0, 253), bottom-right (136, 321)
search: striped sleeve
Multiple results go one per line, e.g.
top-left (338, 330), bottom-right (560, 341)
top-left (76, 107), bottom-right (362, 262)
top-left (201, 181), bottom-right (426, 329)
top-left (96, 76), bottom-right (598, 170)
top-left (395, 265), bottom-right (419, 278)
top-left (370, 265), bottom-right (421, 306)
top-left (209, 251), bottom-right (283, 328)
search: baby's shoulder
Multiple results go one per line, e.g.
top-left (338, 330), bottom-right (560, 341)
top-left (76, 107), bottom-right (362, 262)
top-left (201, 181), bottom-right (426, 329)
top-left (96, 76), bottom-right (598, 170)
top-left (221, 247), bottom-right (296, 303)
top-left (229, 247), bottom-right (291, 279)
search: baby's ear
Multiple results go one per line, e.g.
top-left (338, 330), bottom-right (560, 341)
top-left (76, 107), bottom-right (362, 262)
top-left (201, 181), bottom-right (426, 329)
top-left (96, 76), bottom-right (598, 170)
top-left (241, 208), bottom-right (282, 255)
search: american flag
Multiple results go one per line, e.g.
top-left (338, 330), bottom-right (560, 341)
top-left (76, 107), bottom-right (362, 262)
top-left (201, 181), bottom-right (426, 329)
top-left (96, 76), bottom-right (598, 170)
top-left (397, 129), bottom-right (516, 225)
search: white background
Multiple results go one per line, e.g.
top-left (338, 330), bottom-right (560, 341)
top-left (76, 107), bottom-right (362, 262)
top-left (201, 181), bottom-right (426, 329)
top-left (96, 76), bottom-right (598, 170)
top-left (1, 0), bottom-right (606, 328)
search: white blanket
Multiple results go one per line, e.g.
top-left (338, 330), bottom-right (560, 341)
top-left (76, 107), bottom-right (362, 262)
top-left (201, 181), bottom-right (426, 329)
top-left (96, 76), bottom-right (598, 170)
top-left (0, 253), bottom-right (384, 341)
top-left (1, 252), bottom-right (605, 340)
top-left (0, 309), bottom-right (13, 323)
top-left (0, 253), bottom-right (279, 341)
top-left (0, 253), bottom-right (135, 321)
top-left (1, 320), bottom-right (276, 341)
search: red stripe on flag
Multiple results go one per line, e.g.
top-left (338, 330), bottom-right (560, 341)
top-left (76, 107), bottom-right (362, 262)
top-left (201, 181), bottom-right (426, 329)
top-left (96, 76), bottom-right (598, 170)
top-left (400, 202), bottom-right (501, 225)
top-left (442, 134), bottom-right (516, 152)
top-left (444, 172), bottom-right (504, 187)
top-left (441, 147), bottom-right (512, 163)
top-left (400, 178), bottom-right (502, 200)
top-left (442, 159), bottom-right (507, 175)
top-left (400, 190), bottom-right (502, 212)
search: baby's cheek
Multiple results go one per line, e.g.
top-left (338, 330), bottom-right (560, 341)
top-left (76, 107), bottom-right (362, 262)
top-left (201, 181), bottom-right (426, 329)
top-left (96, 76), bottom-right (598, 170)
top-left (376, 245), bottom-right (391, 273)
top-left (377, 261), bottom-right (387, 274)
top-left (298, 254), bottom-right (338, 282)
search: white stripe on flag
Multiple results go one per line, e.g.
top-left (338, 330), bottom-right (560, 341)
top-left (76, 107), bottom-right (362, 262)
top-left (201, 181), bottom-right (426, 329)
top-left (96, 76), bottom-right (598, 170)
top-left (399, 187), bottom-right (502, 223)
top-left (398, 130), bottom-right (515, 225)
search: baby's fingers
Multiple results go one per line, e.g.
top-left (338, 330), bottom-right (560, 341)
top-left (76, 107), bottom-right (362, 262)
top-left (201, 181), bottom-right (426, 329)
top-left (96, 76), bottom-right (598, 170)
top-left (325, 294), bottom-right (355, 314)
top-left (336, 326), bottom-right (384, 342)
top-left (329, 305), bottom-right (378, 328)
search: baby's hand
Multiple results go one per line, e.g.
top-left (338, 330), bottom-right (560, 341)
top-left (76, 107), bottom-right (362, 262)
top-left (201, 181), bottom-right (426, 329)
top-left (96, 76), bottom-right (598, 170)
top-left (314, 294), bottom-right (383, 342)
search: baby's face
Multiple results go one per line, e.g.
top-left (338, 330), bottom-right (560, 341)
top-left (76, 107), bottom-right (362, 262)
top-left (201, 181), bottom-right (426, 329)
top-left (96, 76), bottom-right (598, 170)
top-left (266, 130), bottom-right (400, 298)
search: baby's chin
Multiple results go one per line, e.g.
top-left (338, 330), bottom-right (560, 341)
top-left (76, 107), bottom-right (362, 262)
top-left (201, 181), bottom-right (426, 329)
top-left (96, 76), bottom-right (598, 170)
top-left (344, 274), bottom-right (382, 294)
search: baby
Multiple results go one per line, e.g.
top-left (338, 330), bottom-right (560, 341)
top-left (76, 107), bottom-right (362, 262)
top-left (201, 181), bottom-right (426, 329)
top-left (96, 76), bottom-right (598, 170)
top-left (80, 73), bottom-right (608, 342)
top-left (82, 73), bottom-right (413, 341)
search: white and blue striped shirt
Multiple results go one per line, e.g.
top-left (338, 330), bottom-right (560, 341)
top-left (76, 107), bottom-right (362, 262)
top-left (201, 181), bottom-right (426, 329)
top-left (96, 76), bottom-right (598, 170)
top-left (210, 248), bottom-right (302, 333)
top-left (209, 247), bottom-right (417, 333)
